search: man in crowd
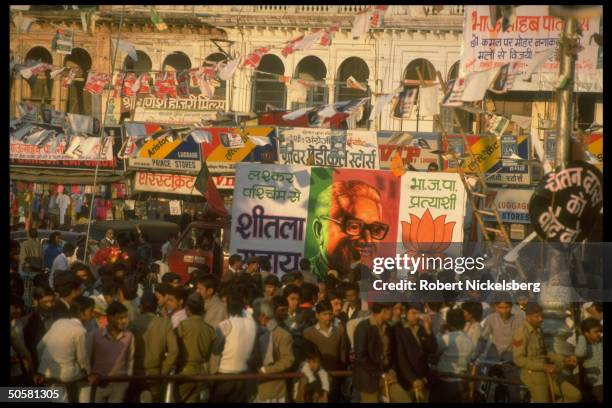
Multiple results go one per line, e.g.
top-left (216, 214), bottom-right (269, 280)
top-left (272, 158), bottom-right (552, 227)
top-left (88, 301), bottom-right (134, 403)
top-left (195, 274), bottom-right (228, 328)
top-left (23, 285), bottom-right (56, 371)
top-left (154, 282), bottom-right (172, 318)
top-left (512, 303), bottom-right (581, 403)
top-left (209, 287), bottom-right (258, 402)
top-left (50, 243), bottom-right (76, 290)
top-left (575, 317), bottom-right (603, 402)
top-left (161, 232), bottom-right (178, 261)
top-left (283, 284), bottom-right (301, 332)
top-left (299, 258), bottom-right (318, 285)
top-left (37, 296), bottom-right (95, 402)
top-left (99, 228), bottom-right (116, 249)
top-left (166, 286), bottom-right (188, 329)
top-left (175, 293), bottom-right (215, 403)
top-left (263, 275), bottom-right (281, 300)
top-left (223, 254), bottom-right (243, 282)
top-left (19, 228), bottom-right (42, 272)
top-left (253, 298), bottom-right (294, 403)
top-left (391, 302), bottom-right (437, 402)
top-left (461, 301), bottom-right (484, 353)
top-left (43, 232), bottom-right (63, 271)
top-left (51, 270), bottom-right (82, 320)
top-left (342, 282), bottom-right (369, 322)
top-left (128, 291), bottom-right (178, 403)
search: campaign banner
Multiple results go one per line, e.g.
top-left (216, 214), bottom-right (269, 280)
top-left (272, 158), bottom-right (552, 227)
top-left (125, 122), bottom-right (202, 173)
top-left (10, 124), bottom-right (121, 170)
top-left (443, 134), bottom-right (531, 185)
top-left (133, 172), bottom-right (235, 195)
top-left (200, 127), bottom-right (278, 174)
top-left (481, 188), bottom-right (533, 224)
top-left (377, 132), bottom-right (440, 171)
top-left (544, 132), bottom-right (603, 173)
top-left (230, 163), bottom-right (465, 277)
top-left (276, 127), bottom-right (380, 169)
top-left (131, 95), bottom-right (226, 125)
top-left (461, 6), bottom-right (602, 92)
top-left (586, 133), bottom-right (603, 172)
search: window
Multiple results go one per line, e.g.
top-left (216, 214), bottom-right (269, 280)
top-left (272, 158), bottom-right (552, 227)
top-left (123, 51), bottom-right (152, 74)
top-left (64, 48), bottom-right (92, 115)
top-left (251, 54), bottom-right (286, 113)
top-left (24, 47), bottom-right (53, 104)
top-left (162, 51), bottom-right (191, 72)
top-left (204, 52), bottom-right (227, 100)
top-left (336, 57), bottom-right (370, 128)
top-left (292, 56), bottom-right (327, 110)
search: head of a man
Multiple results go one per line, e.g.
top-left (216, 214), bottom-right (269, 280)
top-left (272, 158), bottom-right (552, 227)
top-left (344, 282), bottom-right (360, 307)
top-left (272, 295), bottom-right (289, 324)
top-left (166, 286), bottom-right (187, 313)
top-left (228, 254), bottom-right (243, 272)
top-left (371, 302), bottom-right (393, 324)
top-left (63, 243), bottom-right (76, 258)
top-left (254, 298), bottom-right (274, 327)
top-left (246, 257), bottom-right (260, 275)
top-left (71, 263), bottom-right (91, 285)
top-left (312, 181), bottom-right (388, 279)
top-left (105, 228), bottom-right (114, 241)
top-left (263, 275), bottom-right (280, 299)
top-left (392, 302), bottom-right (404, 323)
top-left (283, 284), bottom-right (300, 315)
top-left (461, 302), bottom-right (483, 323)
top-left (106, 301), bottom-right (129, 332)
top-left (154, 282), bottom-right (172, 308)
top-left (49, 231), bottom-right (61, 246)
top-left (446, 308), bottom-right (466, 331)
top-left (586, 302), bottom-right (603, 321)
top-left (524, 303), bottom-right (544, 328)
top-left (71, 296), bottom-right (95, 324)
top-left (405, 303), bottom-right (422, 327)
top-left (495, 301), bottom-right (513, 320)
top-left (315, 300), bottom-right (333, 329)
top-left (33, 286), bottom-right (56, 316)
top-left (327, 291), bottom-right (343, 317)
top-left (168, 232), bottom-right (179, 246)
top-left (196, 274), bottom-right (219, 301)
top-left (581, 317), bottom-right (602, 344)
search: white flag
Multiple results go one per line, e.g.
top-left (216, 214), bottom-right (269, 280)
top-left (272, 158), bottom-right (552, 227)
top-left (461, 67), bottom-right (500, 102)
top-left (347, 76), bottom-right (367, 91)
top-left (217, 56), bottom-right (241, 81)
top-left (351, 10), bottom-right (370, 39)
top-left (199, 77), bottom-right (215, 98)
top-left (368, 94), bottom-right (393, 121)
top-left (523, 48), bottom-right (556, 81)
top-left (67, 113), bottom-right (94, 134)
top-left (189, 129), bottom-right (212, 144)
top-left (282, 107), bottom-right (314, 121)
top-left (511, 114), bottom-right (532, 130)
top-left (294, 30), bottom-right (324, 51)
top-left (249, 136), bottom-right (272, 146)
top-left (50, 67), bottom-right (66, 79)
top-left (288, 81), bottom-right (308, 102)
top-left (318, 105), bottom-right (337, 118)
top-left (65, 136), bottom-right (84, 158)
top-left (418, 85), bottom-right (440, 117)
top-left (112, 39), bottom-right (138, 61)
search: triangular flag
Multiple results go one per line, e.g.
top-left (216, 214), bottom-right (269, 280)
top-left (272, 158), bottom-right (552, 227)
top-left (282, 106), bottom-right (315, 121)
top-left (217, 56), bottom-right (241, 81)
top-left (523, 48), bottom-right (556, 81)
top-left (149, 6), bottom-right (168, 32)
top-left (189, 129), bottom-right (212, 144)
top-left (418, 84), bottom-right (440, 117)
top-left (352, 10), bottom-right (370, 39)
top-left (248, 136), bottom-right (271, 146)
top-left (318, 104), bottom-right (337, 118)
top-left (193, 161), bottom-right (228, 218)
top-left (294, 30), bottom-right (324, 52)
top-left (242, 47), bottom-right (269, 69)
top-left (369, 94), bottom-right (393, 121)
top-left (460, 67), bottom-right (500, 102)
top-left (347, 75), bottom-right (368, 91)
top-left (390, 150), bottom-right (406, 177)
top-left (112, 39), bottom-right (138, 61)
top-left (49, 67), bottom-right (66, 79)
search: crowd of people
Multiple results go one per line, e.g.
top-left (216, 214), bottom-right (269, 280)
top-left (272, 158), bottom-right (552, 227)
top-left (9, 227), bottom-right (604, 403)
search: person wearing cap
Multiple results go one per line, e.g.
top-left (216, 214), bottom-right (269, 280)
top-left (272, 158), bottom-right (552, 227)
top-left (128, 291), bottom-right (178, 403)
top-left (175, 293), bottom-right (215, 402)
top-left (512, 303), bottom-right (581, 403)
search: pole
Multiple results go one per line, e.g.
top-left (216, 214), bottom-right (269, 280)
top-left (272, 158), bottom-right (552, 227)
top-left (554, 17), bottom-right (577, 170)
top-left (83, 6), bottom-right (126, 262)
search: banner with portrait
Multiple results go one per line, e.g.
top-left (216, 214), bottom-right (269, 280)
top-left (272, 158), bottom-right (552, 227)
top-left (230, 163), bottom-right (466, 277)
top-left (276, 127), bottom-right (380, 169)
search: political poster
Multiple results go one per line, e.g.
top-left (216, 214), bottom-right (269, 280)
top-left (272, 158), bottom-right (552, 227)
top-left (461, 6), bottom-right (602, 92)
top-left (443, 134), bottom-right (531, 185)
top-left (377, 132), bottom-right (440, 171)
top-left (199, 127), bottom-right (278, 174)
top-left (230, 163), bottom-right (466, 277)
top-left (481, 188), bottom-right (534, 224)
top-left (276, 127), bottom-right (380, 169)
top-left (585, 133), bottom-right (603, 172)
top-left (133, 172), bottom-right (235, 195)
top-left (124, 122), bottom-right (202, 173)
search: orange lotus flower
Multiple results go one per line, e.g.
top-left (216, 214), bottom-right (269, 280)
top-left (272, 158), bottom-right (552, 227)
top-left (401, 209), bottom-right (455, 257)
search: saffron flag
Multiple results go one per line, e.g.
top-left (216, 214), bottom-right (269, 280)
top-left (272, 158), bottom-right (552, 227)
top-left (390, 149), bottom-right (406, 177)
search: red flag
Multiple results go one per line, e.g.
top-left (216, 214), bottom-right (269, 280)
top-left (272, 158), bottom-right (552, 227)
top-left (370, 5), bottom-right (389, 28)
top-left (281, 35), bottom-right (304, 57)
top-left (154, 71), bottom-right (177, 99)
top-left (84, 72), bottom-right (111, 95)
top-left (112, 73), bottom-right (124, 97)
top-left (194, 162), bottom-right (228, 218)
top-left (241, 47), bottom-right (269, 69)
top-left (121, 73), bottom-right (138, 97)
top-left (177, 69), bottom-right (190, 97)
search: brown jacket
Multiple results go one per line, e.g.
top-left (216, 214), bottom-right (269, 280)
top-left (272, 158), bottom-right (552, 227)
top-left (256, 325), bottom-right (294, 401)
top-left (128, 313), bottom-right (178, 375)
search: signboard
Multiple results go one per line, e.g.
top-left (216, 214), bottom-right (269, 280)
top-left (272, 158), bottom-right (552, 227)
top-left (118, 95), bottom-right (225, 125)
top-left (443, 134), bottom-right (531, 185)
top-left (529, 161), bottom-right (603, 243)
top-left (481, 188), bottom-right (533, 224)
top-left (125, 122), bottom-right (202, 173)
top-left (377, 132), bottom-right (440, 170)
top-left (276, 128), bottom-right (380, 169)
top-left (10, 124), bottom-right (123, 170)
top-left (461, 6), bottom-right (602, 92)
top-left (544, 132), bottom-right (603, 172)
top-left (230, 163), bottom-right (466, 276)
top-left (200, 127), bottom-right (278, 174)
top-left (133, 172), bottom-right (235, 195)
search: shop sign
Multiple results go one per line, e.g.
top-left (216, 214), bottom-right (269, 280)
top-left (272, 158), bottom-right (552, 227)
top-left (481, 188), bottom-right (533, 224)
top-left (377, 132), bottom-right (440, 171)
top-left (133, 172), bottom-right (235, 195)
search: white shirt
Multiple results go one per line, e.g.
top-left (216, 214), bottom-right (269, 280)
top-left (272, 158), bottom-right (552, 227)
top-left (161, 241), bottom-right (172, 260)
top-left (50, 253), bottom-right (70, 289)
top-left (171, 308), bottom-right (188, 329)
top-left (37, 318), bottom-right (90, 382)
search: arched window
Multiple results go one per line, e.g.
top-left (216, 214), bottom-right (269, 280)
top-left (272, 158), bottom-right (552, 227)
top-left (162, 51), bottom-right (191, 72)
top-left (251, 54), bottom-right (286, 113)
top-left (24, 47), bottom-right (53, 104)
top-left (64, 48), bottom-right (92, 115)
top-left (336, 57), bottom-right (370, 128)
top-left (293, 56), bottom-right (327, 110)
top-left (403, 58), bottom-right (436, 88)
top-left (123, 51), bottom-right (153, 74)
top-left (204, 53), bottom-right (227, 100)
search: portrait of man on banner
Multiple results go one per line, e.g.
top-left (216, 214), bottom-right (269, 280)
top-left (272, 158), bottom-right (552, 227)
top-left (392, 88), bottom-right (417, 120)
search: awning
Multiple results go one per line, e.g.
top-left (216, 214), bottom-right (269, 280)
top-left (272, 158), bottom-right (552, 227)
top-left (10, 167), bottom-right (128, 184)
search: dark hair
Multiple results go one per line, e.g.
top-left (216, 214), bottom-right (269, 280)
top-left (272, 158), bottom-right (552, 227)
top-left (196, 274), bottom-right (220, 294)
top-left (101, 282), bottom-right (118, 297)
top-left (343, 281), bottom-right (360, 294)
top-left (327, 290), bottom-right (342, 302)
top-left (228, 254), bottom-right (243, 267)
top-left (300, 283), bottom-right (319, 304)
top-left (272, 295), bottom-right (288, 310)
top-left (62, 242), bottom-right (76, 254)
top-left (259, 258), bottom-right (272, 271)
top-left (70, 262), bottom-right (90, 275)
top-left (226, 288), bottom-right (245, 316)
top-left (303, 340), bottom-right (321, 361)
top-left (283, 284), bottom-right (300, 298)
top-left (299, 258), bottom-right (310, 270)
top-left (351, 249), bottom-right (361, 262)
top-left (370, 302), bottom-right (393, 314)
top-left (162, 272), bottom-right (181, 283)
top-left (461, 302), bottom-right (483, 322)
top-left (315, 300), bottom-right (333, 314)
top-left (494, 293), bottom-right (513, 306)
top-left (589, 302), bottom-right (602, 313)
top-left (264, 274), bottom-right (280, 287)
top-left (33, 285), bottom-right (55, 301)
top-left (28, 228), bottom-right (38, 239)
top-left (49, 231), bottom-right (61, 242)
top-left (54, 271), bottom-right (80, 297)
top-left (405, 302), bottom-right (423, 313)
top-left (446, 308), bottom-right (466, 331)
top-left (71, 296), bottom-right (94, 315)
top-left (121, 275), bottom-right (139, 301)
top-left (281, 272), bottom-right (296, 286)
top-left (581, 317), bottom-right (602, 334)
top-left (186, 293), bottom-right (204, 315)
top-left (106, 301), bottom-right (128, 317)
top-left (426, 301), bottom-right (443, 312)
top-left (155, 282), bottom-right (173, 296)
top-left (168, 286), bottom-right (187, 303)
top-left (293, 271), bottom-right (304, 282)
